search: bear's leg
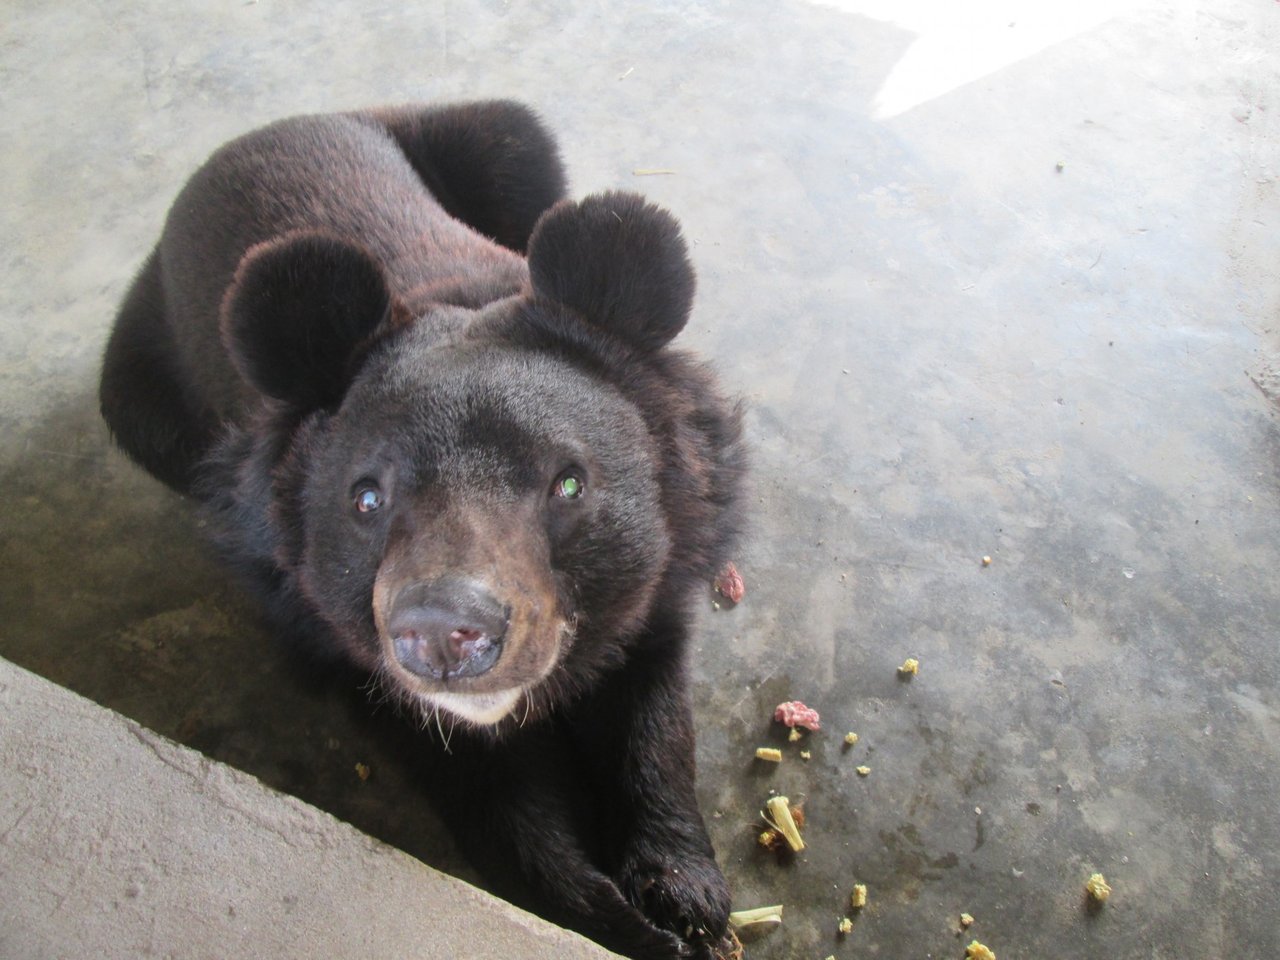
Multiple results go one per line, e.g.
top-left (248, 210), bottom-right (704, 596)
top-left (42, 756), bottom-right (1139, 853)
top-left (427, 727), bottom-right (697, 960)
top-left (99, 251), bottom-right (219, 493)
top-left (570, 626), bottom-right (732, 955)
top-left (367, 100), bottom-right (568, 254)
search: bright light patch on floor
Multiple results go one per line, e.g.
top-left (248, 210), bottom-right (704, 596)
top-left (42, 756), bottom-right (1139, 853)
top-left (807, 0), bottom-right (1155, 118)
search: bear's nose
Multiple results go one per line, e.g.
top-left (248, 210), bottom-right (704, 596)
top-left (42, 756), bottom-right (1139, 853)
top-left (387, 577), bottom-right (508, 681)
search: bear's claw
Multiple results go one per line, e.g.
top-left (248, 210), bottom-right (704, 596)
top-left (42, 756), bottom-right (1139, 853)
top-left (619, 853), bottom-right (731, 956)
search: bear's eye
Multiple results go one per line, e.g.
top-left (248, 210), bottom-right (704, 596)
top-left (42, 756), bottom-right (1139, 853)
top-left (353, 484), bottom-right (384, 514)
top-left (552, 471), bottom-right (585, 501)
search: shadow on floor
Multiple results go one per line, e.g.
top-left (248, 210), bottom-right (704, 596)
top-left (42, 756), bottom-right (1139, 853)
top-left (0, 391), bottom-right (473, 884)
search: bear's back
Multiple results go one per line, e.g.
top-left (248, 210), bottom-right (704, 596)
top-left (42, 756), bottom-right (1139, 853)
top-left (157, 112), bottom-right (526, 423)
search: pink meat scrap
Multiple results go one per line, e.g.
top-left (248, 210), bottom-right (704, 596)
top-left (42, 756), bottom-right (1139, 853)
top-left (773, 700), bottom-right (821, 731)
top-left (714, 562), bottom-right (745, 604)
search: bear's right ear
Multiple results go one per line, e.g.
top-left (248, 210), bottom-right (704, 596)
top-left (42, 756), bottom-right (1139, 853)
top-left (221, 232), bottom-right (393, 409)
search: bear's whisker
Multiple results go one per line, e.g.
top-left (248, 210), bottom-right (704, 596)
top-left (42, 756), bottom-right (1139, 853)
top-left (432, 704), bottom-right (453, 752)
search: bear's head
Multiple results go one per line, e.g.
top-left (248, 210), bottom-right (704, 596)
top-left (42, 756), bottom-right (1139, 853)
top-left (219, 193), bottom-right (738, 730)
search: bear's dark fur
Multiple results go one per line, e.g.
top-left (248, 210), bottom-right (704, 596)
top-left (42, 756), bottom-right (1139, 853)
top-left (99, 101), bottom-right (745, 960)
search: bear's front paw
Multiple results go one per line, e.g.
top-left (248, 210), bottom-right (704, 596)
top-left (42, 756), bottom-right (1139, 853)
top-left (618, 840), bottom-right (731, 957)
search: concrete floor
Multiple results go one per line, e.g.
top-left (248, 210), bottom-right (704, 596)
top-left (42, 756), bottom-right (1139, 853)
top-left (3, 1), bottom-right (1279, 958)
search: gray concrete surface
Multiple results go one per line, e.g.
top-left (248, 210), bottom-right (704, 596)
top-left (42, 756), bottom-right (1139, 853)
top-left (3, 1), bottom-right (1279, 959)
top-left (0, 657), bottom-right (617, 960)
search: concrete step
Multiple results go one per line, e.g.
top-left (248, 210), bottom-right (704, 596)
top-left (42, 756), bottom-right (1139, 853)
top-left (0, 656), bottom-right (619, 960)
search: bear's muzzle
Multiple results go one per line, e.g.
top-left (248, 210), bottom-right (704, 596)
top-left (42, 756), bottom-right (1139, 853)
top-left (369, 500), bottom-right (566, 724)
top-left (387, 576), bottom-right (509, 680)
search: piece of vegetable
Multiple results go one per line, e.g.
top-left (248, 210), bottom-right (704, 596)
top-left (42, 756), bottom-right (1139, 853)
top-left (728, 905), bottom-right (783, 927)
top-left (727, 904), bottom-right (783, 942)
top-left (850, 884), bottom-right (867, 909)
top-left (754, 747), bottom-right (783, 763)
top-left (757, 800), bottom-right (805, 852)
top-left (966, 941), bottom-right (996, 960)
top-left (762, 795), bottom-right (805, 852)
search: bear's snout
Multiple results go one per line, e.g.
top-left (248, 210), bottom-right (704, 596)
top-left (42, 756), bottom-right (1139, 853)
top-left (387, 577), bottom-right (509, 681)
top-left (369, 501), bottom-right (568, 716)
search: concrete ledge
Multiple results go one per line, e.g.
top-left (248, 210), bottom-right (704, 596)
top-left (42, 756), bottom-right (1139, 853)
top-left (0, 657), bottom-right (618, 960)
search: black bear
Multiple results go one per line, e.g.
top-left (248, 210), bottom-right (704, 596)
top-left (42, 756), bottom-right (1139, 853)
top-left (99, 101), bottom-right (745, 960)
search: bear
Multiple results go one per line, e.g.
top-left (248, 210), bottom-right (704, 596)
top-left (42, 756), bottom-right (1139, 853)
top-left (99, 101), bottom-right (745, 960)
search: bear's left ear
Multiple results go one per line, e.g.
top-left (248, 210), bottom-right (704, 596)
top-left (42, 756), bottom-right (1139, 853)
top-left (221, 231), bottom-right (393, 409)
top-left (526, 191), bottom-right (695, 353)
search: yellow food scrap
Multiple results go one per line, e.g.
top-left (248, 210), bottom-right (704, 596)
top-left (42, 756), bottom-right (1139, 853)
top-left (727, 904), bottom-right (783, 932)
top-left (837, 917), bottom-right (853, 934)
top-left (1086, 872), bottom-right (1112, 902)
top-left (354, 762), bottom-right (371, 781)
top-left (755, 747), bottom-right (783, 763)
top-left (800, 750), bottom-right (812, 761)
top-left (898, 657), bottom-right (919, 676)
top-left (856, 765), bottom-right (871, 776)
top-left (982, 555), bottom-right (992, 566)
top-left (844, 731), bottom-right (859, 745)
top-left (960, 912), bottom-right (975, 929)
top-left (788, 727), bottom-right (803, 742)
top-left (763, 795), bottom-right (805, 852)
top-left (850, 884), bottom-right (867, 909)
top-left (966, 941), bottom-right (996, 960)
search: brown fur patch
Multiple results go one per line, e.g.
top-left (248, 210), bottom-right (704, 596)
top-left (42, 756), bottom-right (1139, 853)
top-left (371, 496), bottom-right (565, 700)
